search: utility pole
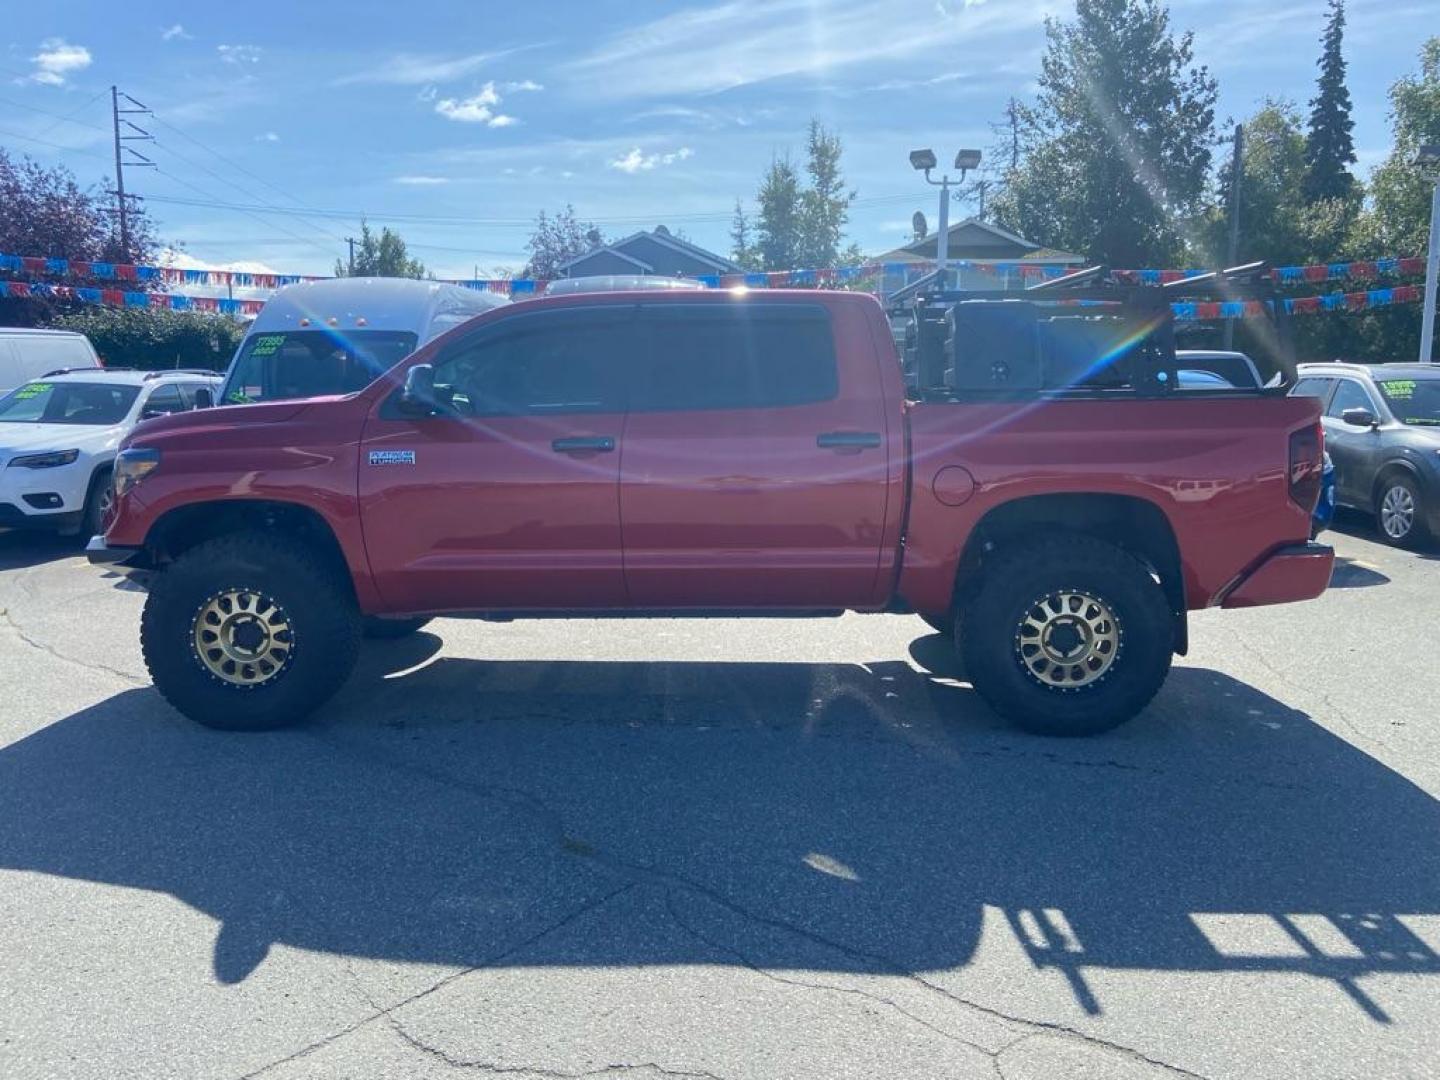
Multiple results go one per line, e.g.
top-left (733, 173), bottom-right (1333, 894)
top-left (1416, 146), bottom-right (1440, 364)
top-left (976, 180), bottom-right (989, 220)
top-left (345, 236), bottom-right (356, 275)
top-left (110, 86), bottom-right (155, 262)
top-left (1222, 123), bottom-right (1244, 350)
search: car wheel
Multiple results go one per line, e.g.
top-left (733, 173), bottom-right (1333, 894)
top-left (141, 530), bottom-right (360, 730)
top-left (362, 616), bottom-right (432, 639)
top-left (961, 536), bottom-right (1173, 737)
top-left (80, 467), bottom-right (114, 538)
top-left (1376, 475), bottom-right (1428, 547)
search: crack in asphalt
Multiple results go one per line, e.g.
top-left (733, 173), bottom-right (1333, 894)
top-left (304, 729), bottom-right (1209, 1080)
top-left (235, 883), bottom-right (638, 1080)
top-left (387, 1021), bottom-right (728, 1080)
top-left (0, 604), bottom-right (146, 686)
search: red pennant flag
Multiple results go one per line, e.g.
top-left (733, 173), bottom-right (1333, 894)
top-left (101, 289), bottom-right (124, 306)
top-left (115, 264), bottom-right (138, 281)
top-left (1303, 264), bottom-right (1328, 282)
top-left (70, 261), bottom-right (92, 278)
top-left (1393, 285), bottom-right (1421, 304)
top-left (21, 257), bottom-right (46, 274)
top-left (8, 281), bottom-right (31, 297)
top-left (1398, 257), bottom-right (1426, 276)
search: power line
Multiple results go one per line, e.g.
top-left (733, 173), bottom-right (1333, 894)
top-left (153, 168), bottom-right (339, 262)
top-left (0, 92), bottom-right (110, 135)
top-left (0, 124), bottom-right (111, 161)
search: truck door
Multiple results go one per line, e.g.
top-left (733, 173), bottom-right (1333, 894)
top-left (358, 306), bottom-right (634, 613)
top-left (1323, 377), bottom-right (1382, 507)
top-left (619, 300), bottom-right (891, 609)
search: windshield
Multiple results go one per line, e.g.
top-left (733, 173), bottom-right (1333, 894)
top-left (1375, 377), bottom-right (1440, 426)
top-left (223, 330), bottom-right (419, 405)
top-left (0, 381), bottom-right (140, 425)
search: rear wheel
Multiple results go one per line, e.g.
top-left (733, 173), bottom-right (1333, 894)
top-left (362, 616), bottom-right (432, 639)
top-left (141, 531), bottom-right (360, 730)
top-left (1376, 474), bottom-right (1428, 547)
top-left (961, 536), bottom-right (1173, 737)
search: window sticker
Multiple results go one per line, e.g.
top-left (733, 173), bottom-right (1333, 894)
top-left (1379, 379), bottom-right (1416, 401)
top-left (14, 382), bottom-right (51, 399)
top-left (249, 334), bottom-right (287, 358)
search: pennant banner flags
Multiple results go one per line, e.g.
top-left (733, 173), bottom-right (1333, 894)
top-left (0, 279), bottom-right (265, 316)
top-left (0, 248), bottom-right (1430, 299)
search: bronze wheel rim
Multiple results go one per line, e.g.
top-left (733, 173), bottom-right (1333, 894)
top-left (191, 588), bottom-right (294, 688)
top-left (1015, 589), bottom-right (1121, 690)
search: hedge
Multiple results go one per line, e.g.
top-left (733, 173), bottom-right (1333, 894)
top-left (48, 306), bottom-right (245, 371)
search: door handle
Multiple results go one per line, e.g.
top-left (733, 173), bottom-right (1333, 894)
top-left (552, 436), bottom-right (615, 453)
top-left (816, 431), bottom-right (882, 450)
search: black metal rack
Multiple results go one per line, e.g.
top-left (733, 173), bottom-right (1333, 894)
top-left (888, 262), bottom-right (1296, 399)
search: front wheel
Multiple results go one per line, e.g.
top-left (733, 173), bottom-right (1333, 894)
top-left (141, 531), bottom-right (361, 730)
top-left (961, 536), bottom-right (1173, 737)
top-left (1376, 475), bottom-right (1428, 547)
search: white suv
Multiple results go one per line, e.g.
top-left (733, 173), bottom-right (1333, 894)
top-left (0, 368), bottom-right (222, 536)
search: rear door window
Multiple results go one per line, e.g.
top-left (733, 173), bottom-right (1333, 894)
top-left (631, 304), bottom-right (838, 412)
top-left (1291, 377), bottom-right (1335, 403)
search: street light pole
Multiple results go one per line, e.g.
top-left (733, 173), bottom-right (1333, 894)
top-left (1418, 145), bottom-right (1440, 364)
top-left (910, 148), bottom-right (981, 287)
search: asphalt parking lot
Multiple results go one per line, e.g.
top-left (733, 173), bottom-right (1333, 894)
top-left (2, 515), bottom-right (1438, 1080)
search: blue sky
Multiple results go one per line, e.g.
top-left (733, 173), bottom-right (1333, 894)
top-left (2, 0), bottom-right (1434, 278)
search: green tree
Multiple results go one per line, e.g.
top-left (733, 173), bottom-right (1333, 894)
top-left (1351, 37), bottom-right (1440, 257)
top-left (522, 205), bottom-right (600, 280)
top-left (988, 0), bottom-right (1218, 268)
top-left (334, 220), bottom-right (427, 278)
top-left (755, 154), bottom-right (802, 271)
top-left (1204, 102), bottom-right (1310, 265)
top-left (796, 120), bottom-right (855, 269)
top-left (729, 199), bottom-right (759, 270)
top-left (1303, 0), bottom-right (1357, 204)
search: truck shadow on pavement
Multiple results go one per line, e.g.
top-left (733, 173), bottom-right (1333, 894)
top-left (2, 632), bottom-right (1436, 1024)
top-left (0, 529), bottom-right (84, 572)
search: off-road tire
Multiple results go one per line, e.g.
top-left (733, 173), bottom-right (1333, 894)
top-left (362, 616), bottom-right (432, 639)
top-left (961, 536), bottom-right (1173, 737)
top-left (141, 531), bottom-right (360, 730)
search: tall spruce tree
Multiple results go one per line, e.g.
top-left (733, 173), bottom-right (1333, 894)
top-left (1303, 0), bottom-right (1357, 203)
top-left (796, 120), bottom-right (855, 269)
top-left (755, 154), bottom-right (802, 271)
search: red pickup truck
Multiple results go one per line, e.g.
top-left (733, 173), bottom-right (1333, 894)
top-left (90, 288), bottom-right (1333, 736)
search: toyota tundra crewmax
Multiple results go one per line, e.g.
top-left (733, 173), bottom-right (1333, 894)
top-left (89, 284), bottom-right (1334, 736)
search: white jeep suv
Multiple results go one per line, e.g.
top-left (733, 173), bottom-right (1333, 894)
top-left (0, 367), bottom-right (222, 536)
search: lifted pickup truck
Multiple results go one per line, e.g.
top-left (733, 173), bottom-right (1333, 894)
top-left (90, 286), bottom-right (1333, 736)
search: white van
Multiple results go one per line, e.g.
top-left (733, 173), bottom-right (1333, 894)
top-left (221, 277), bottom-right (507, 405)
top-left (0, 328), bottom-right (101, 396)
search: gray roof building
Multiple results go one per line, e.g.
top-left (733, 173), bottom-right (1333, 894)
top-left (558, 226), bottom-right (739, 279)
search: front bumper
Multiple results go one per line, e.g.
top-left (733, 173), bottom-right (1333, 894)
top-left (1219, 543), bottom-right (1334, 609)
top-left (85, 534), bottom-right (144, 567)
top-left (0, 502), bottom-right (84, 532)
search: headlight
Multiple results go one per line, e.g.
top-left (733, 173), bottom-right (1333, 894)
top-left (114, 447), bottom-right (161, 496)
top-left (7, 449), bottom-right (80, 469)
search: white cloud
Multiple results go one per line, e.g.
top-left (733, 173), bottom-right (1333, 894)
top-left (608, 146), bottom-right (693, 173)
top-left (566, 0), bottom-right (1053, 100)
top-left (502, 79), bottom-right (543, 92)
top-left (29, 39), bottom-right (92, 86)
top-left (161, 24), bottom-right (191, 42)
top-left (218, 44), bottom-right (262, 65)
top-left (255, 131), bottom-right (280, 143)
top-left (394, 174), bottom-right (450, 185)
top-left (336, 50), bottom-right (513, 86)
top-left (434, 81), bottom-right (519, 127)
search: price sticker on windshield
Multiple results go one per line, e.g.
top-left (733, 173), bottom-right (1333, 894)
top-left (249, 334), bottom-right (286, 358)
top-left (1380, 379), bottom-right (1416, 401)
top-left (14, 382), bottom-right (50, 399)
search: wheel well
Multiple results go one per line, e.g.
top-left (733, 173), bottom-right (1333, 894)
top-left (1372, 462), bottom-right (1421, 508)
top-left (953, 493), bottom-right (1188, 654)
top-left (144, 499), bottom-right (352, 593)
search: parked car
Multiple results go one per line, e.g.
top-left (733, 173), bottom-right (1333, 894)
top-left (1290, 362), bottom-right (1440, 545)
top-left (222, 277), bottom-right (508, 406)
top-left (1175, 349), bottom-right (1263, 389)
top-left (0, 368), bottom-right (221, 535)
top-left (91, 289), bottom-right (1332, 737)
top-left (1176, 368), bottom-right (1237, 389)
top-left (0, 328), bottom-right (100, 397)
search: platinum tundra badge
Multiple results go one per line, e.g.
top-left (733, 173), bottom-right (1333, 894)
top-left (368, 450), bottom-right (416, 466)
